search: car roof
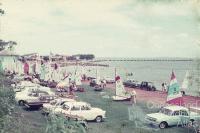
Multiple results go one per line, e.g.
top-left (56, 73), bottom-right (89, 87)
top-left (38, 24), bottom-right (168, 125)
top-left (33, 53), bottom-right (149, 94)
top-left (63, 101), bottom-right (89, 106)
top-left (126, 79), bottom-right (135, 81)
top-left (61, 98), bottom-right (76, 102)
top-left (164, 106), bottom-right (188, 111)
top-left (142, 81), bottom-right (153, 83)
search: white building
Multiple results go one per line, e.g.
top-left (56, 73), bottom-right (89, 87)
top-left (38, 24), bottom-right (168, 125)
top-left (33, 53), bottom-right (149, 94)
top-left (0, 49), bottom-right (20, 73)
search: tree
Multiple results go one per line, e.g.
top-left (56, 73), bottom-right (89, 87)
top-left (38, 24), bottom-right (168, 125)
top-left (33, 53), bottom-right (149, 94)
top-left (79, 54), bottom-right (95, 60)
top-left (0, 40), bottom-right (17, 51)
top-left (0, 9), bottom-right (4, 15)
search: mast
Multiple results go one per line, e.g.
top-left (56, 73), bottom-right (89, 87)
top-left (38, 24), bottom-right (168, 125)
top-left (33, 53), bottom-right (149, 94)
top-left (196, 58), bottom-right (200, 96)
top-left (96, 66), bottom-right (97, 81)
top-left (115, 67), bottom-right (116, 96)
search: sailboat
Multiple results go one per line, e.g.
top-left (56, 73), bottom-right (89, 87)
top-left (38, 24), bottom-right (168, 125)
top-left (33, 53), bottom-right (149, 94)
top-left (166, 71), bottom-right (183, 106)
top-left (95, 67), bottom-right (101, 85)
top-left (112, 68), bottom-right (132, 101)
top-left (181, 70), bottom-right (192, 95)
top-left (74, 67), bottom-right (82, 86)
top-left (94, 67), bottom-right (104, 91)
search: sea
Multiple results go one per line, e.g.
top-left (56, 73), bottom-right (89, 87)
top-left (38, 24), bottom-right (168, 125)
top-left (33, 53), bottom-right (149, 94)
top-left (70, 58), bottom-right (199, 96)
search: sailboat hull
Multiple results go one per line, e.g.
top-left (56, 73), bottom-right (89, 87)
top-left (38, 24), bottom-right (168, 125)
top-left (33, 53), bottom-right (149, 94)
top-left (112, 96), bottom-right (132, 101)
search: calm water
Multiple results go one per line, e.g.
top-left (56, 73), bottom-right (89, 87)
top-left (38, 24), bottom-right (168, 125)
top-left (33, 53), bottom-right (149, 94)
top-left (78, 58), bottom-right (200, 96)
top-left (65, 58), bottom-right (200, 96)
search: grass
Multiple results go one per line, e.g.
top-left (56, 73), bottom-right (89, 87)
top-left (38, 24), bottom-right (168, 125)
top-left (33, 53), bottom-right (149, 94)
top-left (75, 84), bottom-right (196, 133)
top-left (0, 75), bottom-right (198, 133)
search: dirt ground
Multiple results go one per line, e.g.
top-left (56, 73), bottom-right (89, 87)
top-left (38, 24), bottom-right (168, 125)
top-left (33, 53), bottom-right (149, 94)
top-left (85, 80), bottom-right (200, 107)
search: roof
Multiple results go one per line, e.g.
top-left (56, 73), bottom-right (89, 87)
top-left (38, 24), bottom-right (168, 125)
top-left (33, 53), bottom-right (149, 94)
top-left (165, 105), bottom-right (188, 111)
top-left (22, 53), bottom-right (38, 56)
top-left (63, 101), bottom-right (89, 107)
top-left (0, 49), bottom-right (18, 56)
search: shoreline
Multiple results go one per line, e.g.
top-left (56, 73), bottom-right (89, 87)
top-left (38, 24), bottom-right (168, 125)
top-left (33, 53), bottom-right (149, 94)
top-left (82, 81), bottom-right (200, 108)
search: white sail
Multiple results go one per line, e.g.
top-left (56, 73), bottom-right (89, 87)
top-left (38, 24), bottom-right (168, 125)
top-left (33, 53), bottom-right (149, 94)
top-left (115, 76), bottom-right (130, 98)
top-left (75, 75), bottom-right (82, 86)
top-left (96, 68), bottom-right (101, 85)
top-left (181, 70), bottom-right (192, 90)
top-left (74, 70), bottom-right (82, 86)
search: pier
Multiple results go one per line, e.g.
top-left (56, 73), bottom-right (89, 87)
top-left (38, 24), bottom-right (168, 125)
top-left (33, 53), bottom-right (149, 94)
top-left (91, 58), bottom-right (193, 62)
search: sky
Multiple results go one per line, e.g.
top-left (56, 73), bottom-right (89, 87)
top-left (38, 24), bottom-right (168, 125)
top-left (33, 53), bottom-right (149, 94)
top-left (0, 0), bottom-right (200, 57)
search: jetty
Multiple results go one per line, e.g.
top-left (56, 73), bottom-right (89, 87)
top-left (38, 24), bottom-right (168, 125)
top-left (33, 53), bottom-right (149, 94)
top-left (91, 58), bottom-right (193, 62)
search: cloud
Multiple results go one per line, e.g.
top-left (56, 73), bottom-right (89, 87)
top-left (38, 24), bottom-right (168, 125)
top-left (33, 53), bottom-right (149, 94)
top-left (0, 0), bottom-right (200, 57)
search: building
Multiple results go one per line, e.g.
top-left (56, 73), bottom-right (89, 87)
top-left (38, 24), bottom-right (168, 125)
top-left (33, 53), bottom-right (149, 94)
top-left (0, 49), bottom-right (19, 73)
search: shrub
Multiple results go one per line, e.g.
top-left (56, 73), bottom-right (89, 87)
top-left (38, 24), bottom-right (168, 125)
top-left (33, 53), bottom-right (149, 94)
top-left (0, 75), bottom-right (15, 132)
top-left (45, 114), bottom-right (87, 133)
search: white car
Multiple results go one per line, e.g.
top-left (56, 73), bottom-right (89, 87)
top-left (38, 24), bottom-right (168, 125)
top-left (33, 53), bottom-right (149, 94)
top-left (15, 85), bottom-right (55, 106)
top-left (146, 105), bottom-right (200, 129)
top-left (42, 98), bottom-right (76, 114)
top-left (52, 101), bottom-right (106, 122)
top-left (104, 77), bottom-right (115, 84)
top-left (12, 81), bottom-right (37, 92)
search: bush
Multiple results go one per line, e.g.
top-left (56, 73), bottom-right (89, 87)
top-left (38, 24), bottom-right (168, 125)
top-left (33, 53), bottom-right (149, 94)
top-left (45, 114), bottom-right (87, 133)
top-left (0, 75), bottom-right (15, 132)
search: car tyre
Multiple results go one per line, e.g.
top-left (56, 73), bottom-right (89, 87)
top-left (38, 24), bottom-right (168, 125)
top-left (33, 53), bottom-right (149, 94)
top-left (95, 116), bottom-right (102, 123)
top-left (159, 122), bottom-right (167, 129)
top-left (18, 100), bottom-right (25, 106)
top-left (188, 119), bottom-right (194, 127)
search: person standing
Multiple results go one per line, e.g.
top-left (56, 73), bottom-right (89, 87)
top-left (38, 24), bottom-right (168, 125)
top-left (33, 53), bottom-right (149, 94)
top-left (24, 61), bottom-right (29, 75)
top-left (131, 90), bottom-right (137, 104)
top-left (40, 61), bottom-right (45, 81)
top-left (161, 83), bottom-right (165, 92)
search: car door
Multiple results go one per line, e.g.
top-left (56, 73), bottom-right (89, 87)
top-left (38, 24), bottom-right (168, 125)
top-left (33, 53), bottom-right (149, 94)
top-left (70, 105), bottom-right (81, 118)
top-left (179, 110), bottom-right (190, 126)
top-left (80, 105), bottom-right (93, 120)
top-left (170, 111), bottom-right (181, 126)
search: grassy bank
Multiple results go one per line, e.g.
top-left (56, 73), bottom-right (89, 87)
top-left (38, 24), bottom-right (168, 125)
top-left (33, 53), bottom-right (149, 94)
top-left (0, 75), bottom-right (197, 133)
top-left (0, 74), bottom-right (86, 133)
top-left (0, 74), bottom-right (46, 133)
top-left (76, 84), bottom-right (196, 133)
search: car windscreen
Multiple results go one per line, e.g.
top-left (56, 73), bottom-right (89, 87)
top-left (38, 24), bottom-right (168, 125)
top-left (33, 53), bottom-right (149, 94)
top-left (159, 108), bottom-right (173, 116)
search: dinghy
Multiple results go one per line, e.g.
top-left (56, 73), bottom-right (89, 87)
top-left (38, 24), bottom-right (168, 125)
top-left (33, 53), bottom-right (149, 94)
top-left (112, 68), bottom-right (132, 101)
top-left (181, 70), bottom-right (191, 95)
top-left (73, 68), bottom-right (85, 92)
top-left (93, 67), bottom-right (104, 91)
top-left (166, 71), bottom-right (184, 106)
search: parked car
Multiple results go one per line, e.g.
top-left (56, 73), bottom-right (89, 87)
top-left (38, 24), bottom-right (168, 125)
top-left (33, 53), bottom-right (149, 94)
top-left (15, 86), bottom-right (54, 106)
top-left (89, 79), bottom-right (97, 87)
top-left (140, 81), bottom-right (156, 91)
top-left (146, 106), bottom-right (200, 129)
top-left (104, 77), bottom-right (115, 84)
top-left (48, 81), bottom-right (58, 88)
top-left (123, 80), bottom-right (140, 88)
top-left (87, 76), bottom-right (96, 81)
top-left (42, 98), bottom-right (76, 114)
top-left (24, 95), bottom-right (57, 110)
top-left (94, 86), bottom-right (104, 91)
top-left (52, 101), bottom-right (106, 123)
top-left (40, 81), bottom-right (49, 87)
